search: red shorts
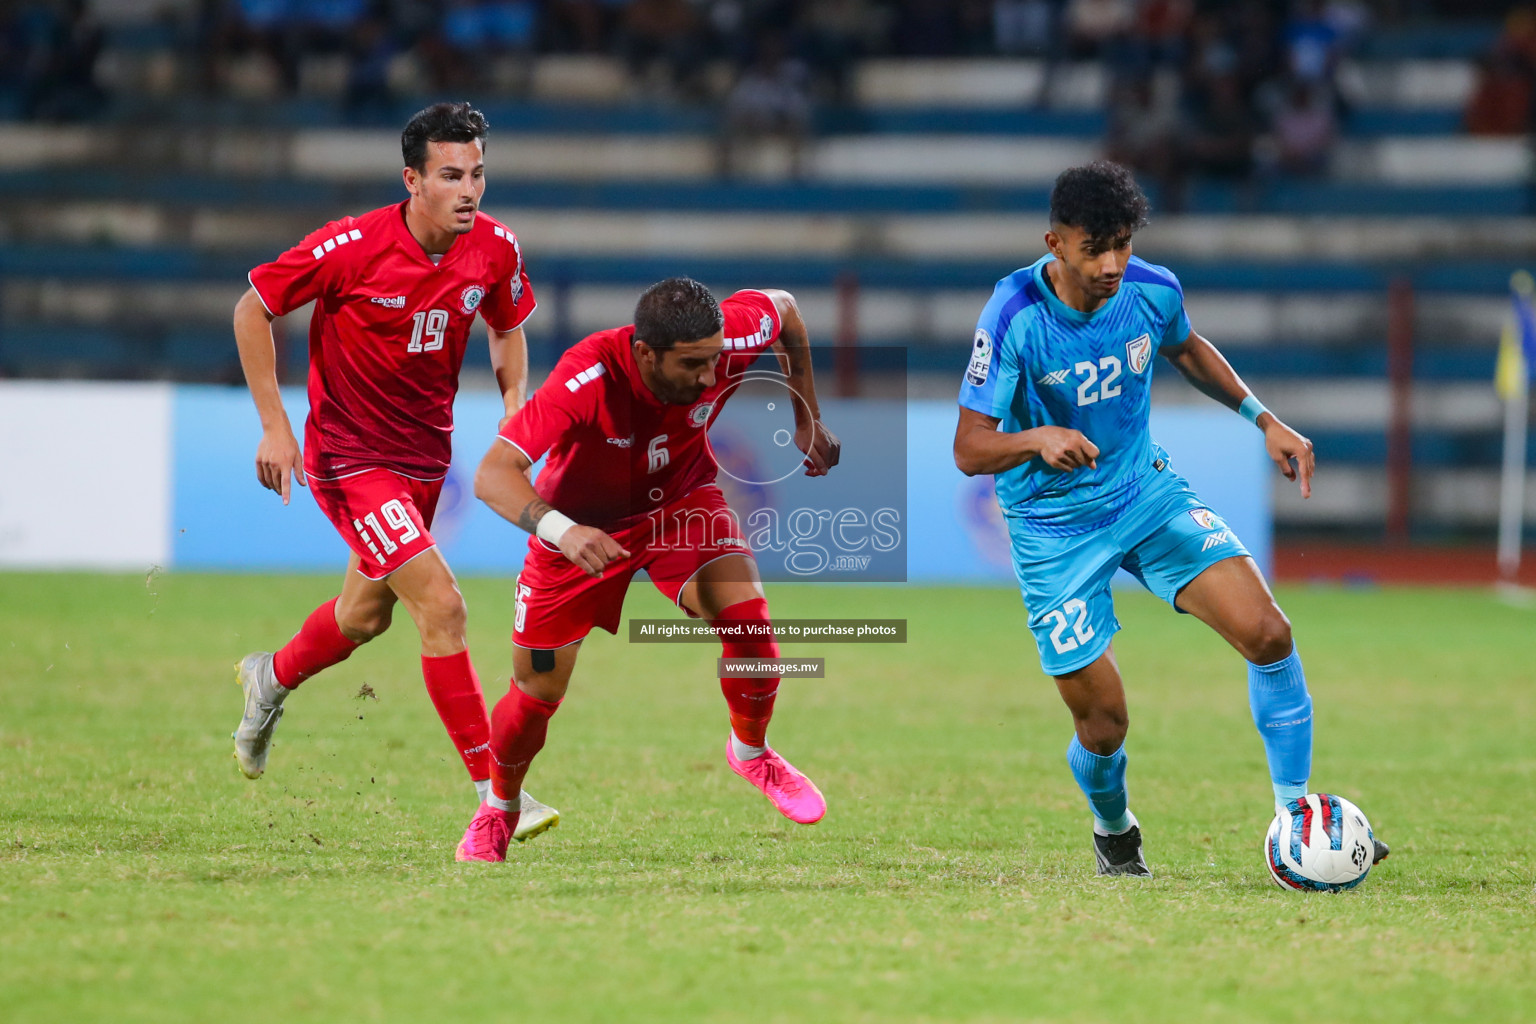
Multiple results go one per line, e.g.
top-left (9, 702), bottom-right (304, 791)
top-left (309, 468), bottom-right (444, 580)
top-left (513, 485), bottom-right (753, 649)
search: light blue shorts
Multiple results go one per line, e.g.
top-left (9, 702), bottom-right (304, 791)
top-left (1007, 468), bottom-right (1250, 676)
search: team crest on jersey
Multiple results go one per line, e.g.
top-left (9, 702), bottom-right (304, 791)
top-left (1126, 333), bottom-right (1152, 374)
top-left (689, 402), bottom-right (715, 427)
top-left (1188, 508), bottom-right (1221, 530)
top-left (460, 285), bottom-right (486, 314)
top-left (966, 329), bottom-right (992, 386)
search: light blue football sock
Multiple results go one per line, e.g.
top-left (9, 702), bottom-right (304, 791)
top-left (1248, 644), bottom-right (1312, 810)
top-left (1067, 735), bottom-right (1132, 834)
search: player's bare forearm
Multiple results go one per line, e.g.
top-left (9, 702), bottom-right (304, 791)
top-left (515, 497), bottom-right (555, 534)
top-left (1164, 331), bottom-right (1316, 496)
top-left (761, 289), bottom-right (840, 476)
top-left (954, 424), bottom-right (1044, 475)
top-left (474, 439), bottom-right (550, 533)
top-left (764, 289), bottom-right (821, 425)
top-left (233, 288), bottom-right (291, 432)
top-left (474, 438), bottom-right (630, 574)
top-left (234, 287), bottom-right (306, 501)
top-left (953, 407), bottom-right (1098, 476)
top-left (488, 325), bottom-right (529, 422)
top-left (1160, 331), bottom-right (1255, 412)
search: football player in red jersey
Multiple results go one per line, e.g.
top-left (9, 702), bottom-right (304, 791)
top-left (455, 277), bottom-right (841, 861)
top-left (230, 102), bottom-right (557, 847)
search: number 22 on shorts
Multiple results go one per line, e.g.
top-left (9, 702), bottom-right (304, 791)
top-left (1042, 598), bottom-right (1095, 655)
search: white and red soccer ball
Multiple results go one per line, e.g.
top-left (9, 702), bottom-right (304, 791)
top-left (1265, 793), bottom-right (1375, 892)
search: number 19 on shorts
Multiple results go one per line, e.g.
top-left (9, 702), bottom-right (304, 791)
top-left (353, 499), bottom-right (421, 566)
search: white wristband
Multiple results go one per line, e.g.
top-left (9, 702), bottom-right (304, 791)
top-left (535, 509), bottom-right (577, 545)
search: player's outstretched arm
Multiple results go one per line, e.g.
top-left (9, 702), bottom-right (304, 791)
top-left (233, 287), bottom-right (306, 505)
top-left (1160, 330), bottom-right (1315, 498)
top-left (953, 407), bottom-right (1099, 476)
top-left (474, 440), bottom-right (630, 577)
top-left (762, 289), bottom-right (841, 477)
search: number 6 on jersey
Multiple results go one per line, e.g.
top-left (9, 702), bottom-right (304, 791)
top-left (647, 434), bottom-right (670, 473)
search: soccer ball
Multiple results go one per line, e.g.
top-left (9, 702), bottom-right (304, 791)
top-left (1264, 793), bottom-right (1375, 892)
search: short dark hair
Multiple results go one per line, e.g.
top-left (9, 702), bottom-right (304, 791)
top-left (401, 102), bottom-right (489, 172)
top-left (1049, 160), bottom-right (1151, 243)
top-left (633, 277), bottom-right (724, 351)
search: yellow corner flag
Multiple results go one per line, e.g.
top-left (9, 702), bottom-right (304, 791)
top-left (1497, 271), bottom-right (1534, 402)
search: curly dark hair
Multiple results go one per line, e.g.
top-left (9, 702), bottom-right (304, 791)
top-left (633, 277), bottom-right (724, 351)
top-left (401, 101), bottom-right (489, 172)
top-left (1049, 160), bottom-right (1151, 243)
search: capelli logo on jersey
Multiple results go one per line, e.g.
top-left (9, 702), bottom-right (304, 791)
top-left (606, 435), bottom-right (634, 448)
top-left (460, 285), bottom-right (486, 314)
top-left (370, 295), bottom-right (406, 309)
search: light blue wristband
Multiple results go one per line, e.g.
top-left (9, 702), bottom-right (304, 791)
top-left (1238, 396), bottom-right (1269, 426)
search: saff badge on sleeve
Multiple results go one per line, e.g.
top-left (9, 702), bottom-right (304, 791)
top-left (966, 329), bottom-right (992, 386)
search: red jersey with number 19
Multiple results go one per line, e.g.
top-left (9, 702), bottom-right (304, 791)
top-left (499, 290), bottom-right (781, 531)
top-left (249, 200), bottom-right (535, 481)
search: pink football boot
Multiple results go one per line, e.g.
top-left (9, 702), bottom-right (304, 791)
top-left (726, 742), bottom-right (827, 824)
top-left (455, 803), bottom-right (518, 862)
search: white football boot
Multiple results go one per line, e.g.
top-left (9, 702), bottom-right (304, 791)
top-left (514, 790), bottom-right (560, 842)
top-left (232, 652), bottom-right (286, 778)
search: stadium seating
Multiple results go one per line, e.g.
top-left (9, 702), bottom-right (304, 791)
top-left (2, 5), bottom-right (1528, 538)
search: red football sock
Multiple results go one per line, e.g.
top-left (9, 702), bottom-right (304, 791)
top-left (488, 684), bottom-right (562, 803)
top-left (272, 597), bottom-right (360, 689)
top-left (421, 650), bottom-right (492, 781)
top-left (712, 597), bottom-right (779, 747)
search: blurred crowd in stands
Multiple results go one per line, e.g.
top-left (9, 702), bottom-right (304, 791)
top-left (1103, 0), bottom-right (1367, 206)
top-left (2, 1), bottom-right (106, 120)
top-left (0, 0), bottom-right (1529, 188)
top-left (1464, 5), bottom-right (1536, 136)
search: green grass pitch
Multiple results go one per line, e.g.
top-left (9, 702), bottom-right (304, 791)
top-left (2, 572), bottom-right (1533, 1023)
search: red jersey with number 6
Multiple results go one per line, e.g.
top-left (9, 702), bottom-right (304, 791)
top-left (499, 290), bottom-right (781, 531)
top-left (248, 200), bottom-right (536, 481)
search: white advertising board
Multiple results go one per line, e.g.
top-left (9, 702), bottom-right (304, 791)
top-left (0, 381), bottom-right (171, 569)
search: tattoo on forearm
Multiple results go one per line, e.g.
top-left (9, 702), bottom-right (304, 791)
top-left (516, 498), bottom-right (555, 534)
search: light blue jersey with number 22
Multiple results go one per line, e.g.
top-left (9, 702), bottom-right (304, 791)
top-left (958, 254), bottom-right (1192, 536)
